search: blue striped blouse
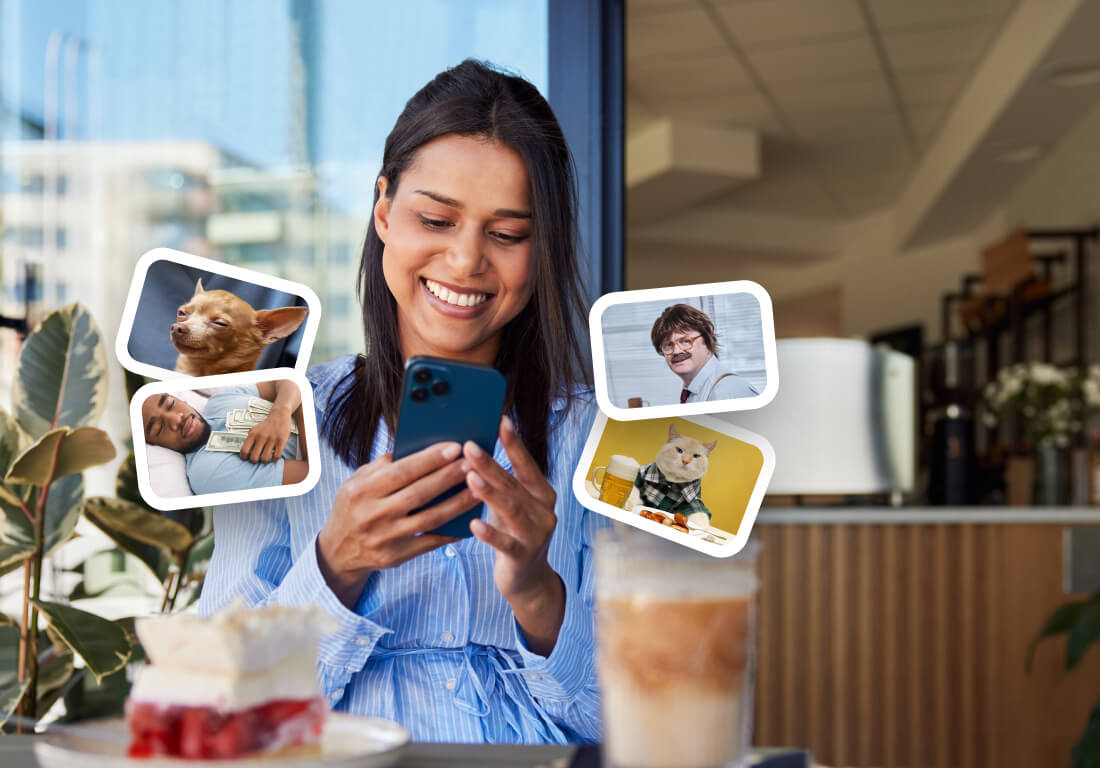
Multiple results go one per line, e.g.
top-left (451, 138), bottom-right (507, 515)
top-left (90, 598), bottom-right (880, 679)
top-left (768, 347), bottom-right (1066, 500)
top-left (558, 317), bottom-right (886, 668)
top-left (198, 356), bottom-right (611, 744)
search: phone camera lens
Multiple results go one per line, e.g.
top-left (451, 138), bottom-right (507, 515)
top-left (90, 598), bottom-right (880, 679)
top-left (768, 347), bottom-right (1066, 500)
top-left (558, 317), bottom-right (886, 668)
top-left (411, 386), bottom-right (429, 402)
top-left (431, 380), bottom-right (450, 396)
top-left (413, 368), bottom-right (431, 384)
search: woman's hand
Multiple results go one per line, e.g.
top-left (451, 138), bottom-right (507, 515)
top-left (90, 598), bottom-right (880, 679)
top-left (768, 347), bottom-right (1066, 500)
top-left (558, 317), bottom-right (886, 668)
top-left (462, 416), bottom-right (565, 656)
top-left (316, 442), bottom-right (477, 608)
top-left (240, 407), bottom-right (293, 463)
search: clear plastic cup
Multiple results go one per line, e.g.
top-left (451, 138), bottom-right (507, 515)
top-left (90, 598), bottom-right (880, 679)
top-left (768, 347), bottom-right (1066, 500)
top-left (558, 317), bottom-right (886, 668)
top-left (596, 526), bottom-right (759, 768)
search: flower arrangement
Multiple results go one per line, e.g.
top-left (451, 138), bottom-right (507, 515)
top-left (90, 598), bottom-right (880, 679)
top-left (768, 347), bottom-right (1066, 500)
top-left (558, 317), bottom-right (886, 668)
top-left (982, 362), bottom-right (1100, 447)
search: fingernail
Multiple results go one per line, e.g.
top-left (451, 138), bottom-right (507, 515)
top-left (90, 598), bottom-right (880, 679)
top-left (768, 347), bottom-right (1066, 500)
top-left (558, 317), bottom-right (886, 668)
top-left (467, 471), bottom-right (485, 488)
top-left (441, 443), bottom-right (461, 460)
top-left (501, 415), bottom-right (514, 432)
top-left (466, 442), bottom-right (484, 458)
top-left (460, 461), bottom-right (469, 473)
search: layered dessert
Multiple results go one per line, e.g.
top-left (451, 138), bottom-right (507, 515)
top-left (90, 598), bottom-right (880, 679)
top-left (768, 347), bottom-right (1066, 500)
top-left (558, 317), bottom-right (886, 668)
top-left (126, 602), bottom-right (333, 760)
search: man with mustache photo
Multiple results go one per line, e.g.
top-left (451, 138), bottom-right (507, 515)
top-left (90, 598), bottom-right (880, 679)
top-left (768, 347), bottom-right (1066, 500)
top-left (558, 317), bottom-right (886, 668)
top-left (141, 380), bottom-right (309, 495)
top-left (651, 303), bottom-right (759, 405)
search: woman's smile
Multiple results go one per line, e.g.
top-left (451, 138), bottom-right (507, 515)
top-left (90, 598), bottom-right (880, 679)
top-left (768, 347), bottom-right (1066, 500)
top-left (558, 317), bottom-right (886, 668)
top-left (421, 277), bottom-right (494, 313)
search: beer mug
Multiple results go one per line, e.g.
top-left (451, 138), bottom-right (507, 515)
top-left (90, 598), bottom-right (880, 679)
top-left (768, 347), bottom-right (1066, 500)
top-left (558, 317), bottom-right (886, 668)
top-left (590, 455), bottom-right (640, 508)
top-left (627, 397), bottom-right (650, 409)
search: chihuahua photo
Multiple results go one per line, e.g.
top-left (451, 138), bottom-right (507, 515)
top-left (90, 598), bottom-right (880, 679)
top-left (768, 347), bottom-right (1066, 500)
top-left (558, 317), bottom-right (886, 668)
top-left (171, 279), bottom-right (309, 377)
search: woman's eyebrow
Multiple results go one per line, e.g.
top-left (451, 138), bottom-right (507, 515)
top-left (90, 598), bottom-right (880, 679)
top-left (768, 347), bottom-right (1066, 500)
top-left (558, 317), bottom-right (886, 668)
top-left (413, 189), bottom-right (530, 219)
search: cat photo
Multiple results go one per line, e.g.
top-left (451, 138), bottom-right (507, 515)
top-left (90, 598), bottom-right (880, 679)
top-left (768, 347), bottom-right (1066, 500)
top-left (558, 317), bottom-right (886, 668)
top-left (625, 423), bottom-right (715, 527)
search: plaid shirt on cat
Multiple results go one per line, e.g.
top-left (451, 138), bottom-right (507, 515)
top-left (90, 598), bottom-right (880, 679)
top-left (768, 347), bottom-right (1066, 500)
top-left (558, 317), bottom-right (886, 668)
top-left (633, 462), bottom-right (711, 519)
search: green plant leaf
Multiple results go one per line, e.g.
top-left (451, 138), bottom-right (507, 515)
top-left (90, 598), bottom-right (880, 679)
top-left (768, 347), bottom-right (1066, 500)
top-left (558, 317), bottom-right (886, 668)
top-left (84, 497), bottom-right (192, 554)
top-left (5, 427), bottom-right (115, 486)
top-left (0, 539), bottom-right (31, 577)
top-left (115, 452), bottom-right (146, 509)
top-left (1067, 594), bottom-right (1100, 670)
top-left (13, 303), bottom-right (109, 440)
top-left (0, 489), bottom-right (34, 551)
top-left (1072, 695), bottom-right (1100, 768)
top-left (30, 599), bottom-right (131, 683)
top-left (5, 428), bottom-right (66, 486)
top-left (43, 473), bottom-right (83, 556)
top-left (0, 677), bottom-right (30, 724)
top-left (0, 409), bottom-right (26, 479)
top-left (184, 532), bottom-right (214, 574)
top-left (1027, 599), bottom-right (1086, 672)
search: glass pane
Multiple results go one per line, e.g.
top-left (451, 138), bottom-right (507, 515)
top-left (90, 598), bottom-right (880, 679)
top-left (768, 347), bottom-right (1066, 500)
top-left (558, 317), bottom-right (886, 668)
top-left (0, 0), bottom-right (548, 474)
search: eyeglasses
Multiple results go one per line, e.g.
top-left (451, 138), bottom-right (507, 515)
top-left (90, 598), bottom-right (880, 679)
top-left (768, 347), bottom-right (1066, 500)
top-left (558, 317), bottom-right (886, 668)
top-left (660, 334), bottom-right (702, 355)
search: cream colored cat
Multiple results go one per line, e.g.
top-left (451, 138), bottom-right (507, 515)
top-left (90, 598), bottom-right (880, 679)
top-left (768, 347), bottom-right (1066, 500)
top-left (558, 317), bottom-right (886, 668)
top-left (626, 423), bottom-right (716, 527)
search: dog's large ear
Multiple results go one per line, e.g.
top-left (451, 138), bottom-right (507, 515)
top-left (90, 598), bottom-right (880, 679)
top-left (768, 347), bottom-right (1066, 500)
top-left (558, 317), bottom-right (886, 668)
top-left (195, 278), bottom-right (205, 294)
top-left (255, 306), bottom-right (309, 344)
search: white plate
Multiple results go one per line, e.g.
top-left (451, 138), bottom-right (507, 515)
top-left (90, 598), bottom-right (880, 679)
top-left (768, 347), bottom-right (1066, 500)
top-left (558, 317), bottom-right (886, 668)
top-left (34, 713), bottom-right (409, 767)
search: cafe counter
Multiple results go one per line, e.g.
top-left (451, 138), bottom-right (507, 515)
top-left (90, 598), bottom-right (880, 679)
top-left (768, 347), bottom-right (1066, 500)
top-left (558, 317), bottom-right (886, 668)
top-left (750, 505), bottom-right (1100, 768)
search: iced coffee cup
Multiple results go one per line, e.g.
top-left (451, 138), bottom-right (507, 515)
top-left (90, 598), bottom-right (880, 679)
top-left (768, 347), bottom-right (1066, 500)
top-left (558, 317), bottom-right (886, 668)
top-left (596, 528), bottom-right (758, 768)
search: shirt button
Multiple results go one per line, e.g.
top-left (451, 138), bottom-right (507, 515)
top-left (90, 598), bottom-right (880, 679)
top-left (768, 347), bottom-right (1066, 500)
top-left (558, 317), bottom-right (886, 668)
top-left (440, 630), bottom-right (454, 643)
top-left (329, 689), bottom-right (343, 703)
top-left (354, 636), bottom-right (369, 646)
top-left (444, 545), bottom-right (457, 558)
top-left (528, 672), bottom-right (542, 681)
top-left (445, 678), bottom-right (457, 691)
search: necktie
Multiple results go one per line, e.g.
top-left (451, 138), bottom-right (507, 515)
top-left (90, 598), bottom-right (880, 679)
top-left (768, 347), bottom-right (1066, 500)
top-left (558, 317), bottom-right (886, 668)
top-left (680, 388), bottom-right (691, 404)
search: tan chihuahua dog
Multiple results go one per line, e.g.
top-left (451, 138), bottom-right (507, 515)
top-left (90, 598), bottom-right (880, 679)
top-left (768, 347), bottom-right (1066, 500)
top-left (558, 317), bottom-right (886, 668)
top-left (171, 279), bottom-right (309, 376)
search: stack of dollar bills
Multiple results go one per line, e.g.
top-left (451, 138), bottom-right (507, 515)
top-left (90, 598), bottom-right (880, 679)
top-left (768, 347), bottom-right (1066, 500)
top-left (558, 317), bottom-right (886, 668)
top-left (205, 397), bottom-right (297, 452)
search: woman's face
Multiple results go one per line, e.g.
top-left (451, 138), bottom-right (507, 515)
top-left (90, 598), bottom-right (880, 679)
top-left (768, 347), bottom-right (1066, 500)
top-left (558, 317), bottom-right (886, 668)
top-left (375, 134), bottom-right (534, 364)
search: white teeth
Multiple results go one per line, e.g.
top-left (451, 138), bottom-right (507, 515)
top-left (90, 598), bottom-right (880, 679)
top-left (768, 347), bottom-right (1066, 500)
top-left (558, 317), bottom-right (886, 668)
top-left (424, 279), bottom-right (488, 307)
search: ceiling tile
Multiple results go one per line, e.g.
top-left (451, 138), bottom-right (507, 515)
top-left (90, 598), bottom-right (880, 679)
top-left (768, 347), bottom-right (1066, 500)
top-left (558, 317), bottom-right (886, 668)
top-left (713, 174), bottom-right (843, 218)
top-left (654, 87), bottom-right (783, 131)
top-left (628, 5), bottom-right (728, 60)
top-left (882, 20), bottom-right (1000, 71)
top-left (712, 0), bottom-right (865, 47)
top-left (895, 66), bottom-right (971, 107)
top-left (866, 0), bottom-right (1016, 31)
top-left (630, 50), bottom-right (753, 95)
top-left (791, 107), bottom-right (908, 142)
top-left (908, 104), bottom-right (951, 145)
top-left (773, 75), bottom-right (894, 115)
top-left (748, 37), bottom-right (880, 85)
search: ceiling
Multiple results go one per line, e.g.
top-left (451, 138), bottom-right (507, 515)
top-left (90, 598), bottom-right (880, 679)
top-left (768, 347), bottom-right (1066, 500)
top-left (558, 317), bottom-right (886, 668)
top-left (628, 0), bottom-right (1018, 218)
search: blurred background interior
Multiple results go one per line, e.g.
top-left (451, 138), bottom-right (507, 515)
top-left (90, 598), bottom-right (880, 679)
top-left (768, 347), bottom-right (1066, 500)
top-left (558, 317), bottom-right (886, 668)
top-left (1, 0), bottom-right (1099, 765)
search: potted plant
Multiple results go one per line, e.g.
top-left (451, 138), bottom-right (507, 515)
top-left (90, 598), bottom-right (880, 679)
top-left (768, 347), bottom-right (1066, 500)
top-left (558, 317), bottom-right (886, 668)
top-left (982, 362), bottom-right (1094, 505)
top-left (1029, 589), bottom-right (1100, 767)
top-left (0, 303), bottom-right (210, 733)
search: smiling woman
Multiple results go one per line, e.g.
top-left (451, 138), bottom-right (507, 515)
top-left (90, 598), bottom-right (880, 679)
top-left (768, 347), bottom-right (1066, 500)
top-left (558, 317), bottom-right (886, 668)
top-left (198, 59), bottom-right (611, 745)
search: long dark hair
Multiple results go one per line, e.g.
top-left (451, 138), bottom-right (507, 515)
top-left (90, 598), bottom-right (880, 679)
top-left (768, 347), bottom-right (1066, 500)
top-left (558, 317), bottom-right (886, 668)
top-left (323, 59), bottom-right (588, 476)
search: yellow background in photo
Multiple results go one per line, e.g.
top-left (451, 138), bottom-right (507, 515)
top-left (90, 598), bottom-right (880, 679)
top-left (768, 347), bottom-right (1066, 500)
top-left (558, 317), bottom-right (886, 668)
top-left (587, 417), bottom-right (764, 533)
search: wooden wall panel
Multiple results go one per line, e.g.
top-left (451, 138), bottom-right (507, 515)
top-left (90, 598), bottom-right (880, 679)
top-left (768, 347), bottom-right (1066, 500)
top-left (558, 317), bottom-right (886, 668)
top-left (754, 523), bottom-right (1100, 768)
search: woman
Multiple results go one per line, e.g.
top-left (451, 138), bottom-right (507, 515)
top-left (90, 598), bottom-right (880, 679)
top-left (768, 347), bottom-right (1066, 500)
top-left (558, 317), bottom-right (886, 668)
top-left (198, 60), bottom-right (610, 744)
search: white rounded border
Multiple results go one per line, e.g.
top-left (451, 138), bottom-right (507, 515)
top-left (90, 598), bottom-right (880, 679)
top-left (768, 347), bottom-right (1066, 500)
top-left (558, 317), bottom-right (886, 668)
top-left (589, 280), bottom-right (779, 420)
top-left (571, 410), bottom-right (776, 558)
top-left (115, 248), bottom-right (322, 381)
top-left (129, 368), bottom-right (321, 511)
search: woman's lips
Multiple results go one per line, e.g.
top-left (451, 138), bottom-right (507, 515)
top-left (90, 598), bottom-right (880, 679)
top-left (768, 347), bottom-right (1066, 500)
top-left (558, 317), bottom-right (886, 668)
top-left (420, 278), bottom-right (494, 319)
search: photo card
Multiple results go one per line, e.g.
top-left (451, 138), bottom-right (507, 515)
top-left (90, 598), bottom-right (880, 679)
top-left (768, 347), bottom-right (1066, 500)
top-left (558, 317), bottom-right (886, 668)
top-left (572, 411), bottom-right (775, 557)
top-left (130, 368), bottom-right (321, 510)
top-left (116, 248), bottom-right (322, 381)
top-left (590, 280), bottom-right (778, 420)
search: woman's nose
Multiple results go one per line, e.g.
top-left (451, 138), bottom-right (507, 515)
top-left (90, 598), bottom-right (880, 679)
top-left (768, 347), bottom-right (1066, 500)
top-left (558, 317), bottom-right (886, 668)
top-left (445, 230), bottom-right (487, 276)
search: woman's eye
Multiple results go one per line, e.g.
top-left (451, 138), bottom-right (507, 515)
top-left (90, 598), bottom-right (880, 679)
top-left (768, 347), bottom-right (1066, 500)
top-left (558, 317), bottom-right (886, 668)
top-left (418, 215), bottom-right (452, 230)
top-left (491, 231), bottom-right (528, 244)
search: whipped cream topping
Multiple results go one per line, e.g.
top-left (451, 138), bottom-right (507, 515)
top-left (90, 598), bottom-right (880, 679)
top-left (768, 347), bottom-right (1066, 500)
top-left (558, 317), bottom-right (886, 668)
top-left (129, 650), bottom-right (322, 711)
top-left (135, 601), bottom-right (337, 676)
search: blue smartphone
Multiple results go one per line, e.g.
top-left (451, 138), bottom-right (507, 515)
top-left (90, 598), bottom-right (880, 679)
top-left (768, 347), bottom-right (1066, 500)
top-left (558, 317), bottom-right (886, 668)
top-left (392, 356), bottom-right (508, 538)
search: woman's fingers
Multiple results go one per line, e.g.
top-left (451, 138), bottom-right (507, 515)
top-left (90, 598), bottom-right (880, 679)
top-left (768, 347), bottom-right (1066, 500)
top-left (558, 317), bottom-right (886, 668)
top-left (350, 443), bottom-right (461, 497)
top-left (390, 486), bottom-right (480, 539)
top-left (465, 470), bottom-right (532, 538)
top-left (470, 517), bottom-right (526, 558)
top-left (378, 532), bottom-right (460, 569)
top-left (498, 416), bottom-right (556, 506)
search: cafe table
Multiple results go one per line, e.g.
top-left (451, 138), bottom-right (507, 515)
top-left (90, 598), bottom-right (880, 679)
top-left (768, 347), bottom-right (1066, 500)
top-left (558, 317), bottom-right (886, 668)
top-left (1, 736), bottom-right (815, 767)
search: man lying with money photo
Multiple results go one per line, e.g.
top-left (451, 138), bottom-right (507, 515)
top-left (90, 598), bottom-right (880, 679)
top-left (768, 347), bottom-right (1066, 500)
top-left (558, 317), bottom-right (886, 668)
top-left (140, 379), bottom-right (309, 495)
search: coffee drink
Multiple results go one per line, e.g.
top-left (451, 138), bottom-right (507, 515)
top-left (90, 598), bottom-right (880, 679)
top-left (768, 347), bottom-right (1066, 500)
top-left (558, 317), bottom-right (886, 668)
top-left (596, 531), bottom-right (758, 768)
